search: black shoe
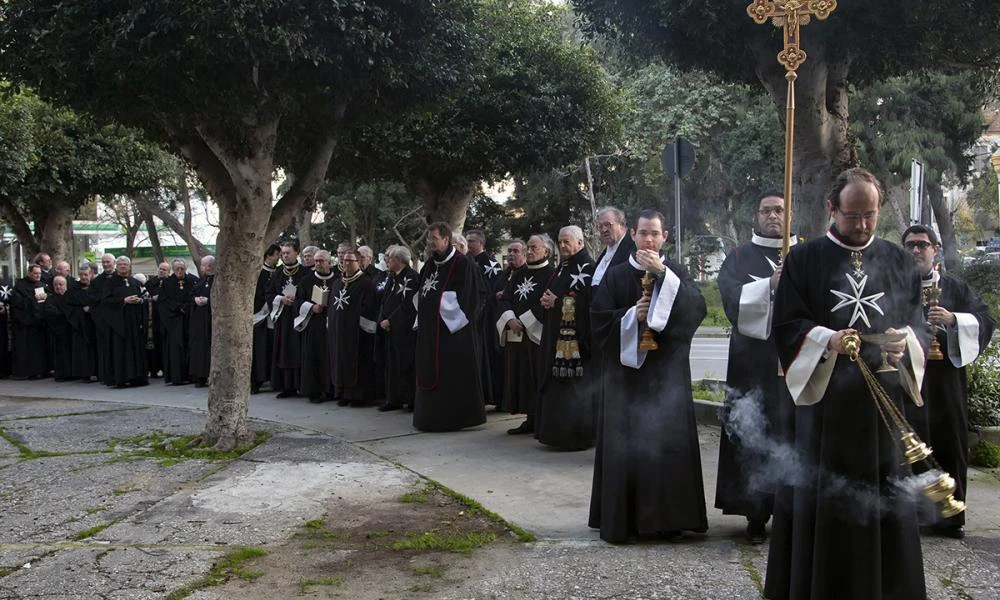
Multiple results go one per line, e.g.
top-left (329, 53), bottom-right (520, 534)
top-left (507, 421), bottom-right (534, 435)
top-left (309, 396), bottom-right (328, 404)
top-left (337, 399), bottom-right (350, 407)
top-left (276, 390), bottom-right (296, 399)
top-left (377, 403), bottom-right (401, 412)
top-left (250, 384), bottom-right (261, 394)
top-left (934, 524), bottom-right (965, 539)
top-left (746, 520), bottom-right (767, 544)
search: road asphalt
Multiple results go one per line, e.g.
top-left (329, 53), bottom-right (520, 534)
top-left (1, 336), bottom-right (998, 599)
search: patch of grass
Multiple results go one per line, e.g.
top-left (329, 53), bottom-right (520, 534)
top-left (391, 531), bottom-right (496, 554)
top-left (298, 575), bottom-right (342, 594)
top-left (738, 545), bottom-right (764, 596)
top-left (74, 521), bottom-right (115, 541)
top-left (165, 547), bottom-right (268, 600)
top-left (398, 490), bottom-right (429, 504)
top-left (0, 566), bottom-right (16, 578)
top-left (409, 583), bottom-right (434, 593)
top-left (425, 481), bottom-right (535, 543)
top-left (412, 565), bottom-right (443, 578)
top-left (0, 427), bottom-right (99, 459)
top-left (107, 430), bottom-right (271, 464)
top-left (365, 530), bottom-right (389, 539)
top-left (303, 518), bottom-right (324, 529)
top-left (1, 407), bottom-right (148, 422)
top-left (111, 486), bottom-right (139, 496)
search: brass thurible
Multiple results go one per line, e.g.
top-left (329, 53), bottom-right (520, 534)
top-left (639, 272), bottom-right (658, 352)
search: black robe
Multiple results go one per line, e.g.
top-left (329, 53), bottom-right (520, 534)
top-left (101, 275), bottom-right (149, 387)
top-left (378, 266), bottom-right (419, 408)
top-left (766, 231), bottom-right (927, 600)
top-left (536, 249), bottom-right (596, 450)
top-left (65, 284), bottom-right (97, 379)
top-left (251, 265), bottom-right (276, 388)
top-left (589, 255), bottom-right (708, 543)
top-left (367, 264), bottom-right (389, 400)
top-left (43, 292), bottom-right (74, 380)
top-left (473, 251), bottom-right (503, 406)
top-left (294, 270), bottom-right (335, 401)
top-left (413, 247), bottom-right (487, 432)
top-left (188, 274), bottom-right (213, 383)
top-left (908, 272), bottom-right (995, 529)
top-left (269, 262), bottom-right (308, 394)
top-left (9, 278), bottom-right (49, 378)
top-left (715, 235), bottom-right (791, 522)
top-left (157, 274), bottom-right (197, 385)
top-left (496, 260), bottom-right (554, 417)
top-left (88, 270), bottom-right (116, 383)
top-left (328, 271), bottom-right (377, 404)
top-left (0, 280), bottom-right (14, 378)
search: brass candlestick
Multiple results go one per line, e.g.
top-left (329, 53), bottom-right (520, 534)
top-left (639, 272), bottom-right (658, 351)
top-left (924, 274), bottom-right (944, 361)
top-left (841, 331), bottom-right (965, 518)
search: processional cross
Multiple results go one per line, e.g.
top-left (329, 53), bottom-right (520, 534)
top-left (746, 0), bottom-right (837, 259)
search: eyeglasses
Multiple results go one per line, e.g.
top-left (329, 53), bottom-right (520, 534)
top-left (758, 207), bottom-right (785, 216)
top-left (836, 209), bottom-right (878, 224)
top-left (904, 241), bottom-right (934, 250)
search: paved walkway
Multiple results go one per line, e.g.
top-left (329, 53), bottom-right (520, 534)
top-left (1, 373), bottom-right (998, 599)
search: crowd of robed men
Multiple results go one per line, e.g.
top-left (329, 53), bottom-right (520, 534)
top-left (0, 167), bottom-right (992, 600)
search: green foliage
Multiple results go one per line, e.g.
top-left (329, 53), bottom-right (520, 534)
top-left (390, 531), bottom-right (496, 554)
top-left (298, 576), bottom-right (343, 593)
top-left (398, 490), bottom-right (430, 504)
top-left (165, 547), bottom-right (268, 600)
top-left (971, 440), bottom-right (1000, 468)
top-left (698, 281), bottom-right (729, 328)
top-left (956, 263), bottom-right (1000, 322)
top-left (332, 0), bottom-right (623, 194)
top-left (966, 341), bottom-right (1000, 428)
top-left (312, 179), bottom-right (423, 251)
top-left (572, 1), bottom-right (1000, 88)
top-left (107, 430), bottom-right (270, 462)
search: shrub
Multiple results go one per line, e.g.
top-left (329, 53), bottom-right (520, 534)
top-left (967, 341), bottom-right (1000, 428)
top-left (970, 440), bottom-right (1000, 469)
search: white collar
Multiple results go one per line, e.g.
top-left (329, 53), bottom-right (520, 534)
top-left (434, 247), bottom-right (457, 266)
top-left (825, 229), bottom-right (876, 252)
top-left (603, 235), bottom-right (624, 259)
top-left (315, 271), bottom-right (335, 281)
top-left (526, 259), bottom-right (549, 270)
top-left (262, 263), bottom-right (276, 273)
top-left (752, 232), bottom-right (796, 249)
top-left (921, 269), bottom-right (940, 288)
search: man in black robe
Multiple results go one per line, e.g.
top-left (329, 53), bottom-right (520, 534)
top-left (251, 244), bottom-right (280, 394)
top-left (294, 249), bottom-right (335, 403)
top-left (592, 207), bottom-right (636, 289)
top-left (413, 222), bottom-right (487, 431)
top-left (902, 224), bottom-right (995, 539)
top-left (34, 252), bottom-right (54, 286)
top-left (536, 225), bottom-right (596, 450)
top-left (467, 229), bottom-right (502, 407)
top-left (100, 257), bottom-right (149, 388)
top-left (145, 261), bottom-right (170, 378)
top-left (714, 192), bottom-right (796, 544)
top-left (43, 275), bottom-right (75, 381)
top-left (360, 245), bottom-right (388, 401)
top-left (376, 244), bottom-right (419, 411)
top-left (329, 246), bottom-right (378, 407)
top-left (0, 276), bottom-right (14, 378)
top-left (269, 241), bottom-right (308, 397)
top-left (10, 265), bottom-right (50, 379)
top-left (157, 259), bottom-right (197, 385)
top-left (766, 168), bottom-right (927, 600)
top-left (497, 236), bottom-right (554, 434)
top-left (589, 208), bottom-right (708, 544)
top-left (188, 255), bottom-right (214, 387)
top-left (89, 253), bottom-right (118, 383)
top-left (66, 265), bottom-right (97, 382)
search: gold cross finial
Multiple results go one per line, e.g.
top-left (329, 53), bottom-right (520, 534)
top-left (747, 0), bottom-right (837, 72)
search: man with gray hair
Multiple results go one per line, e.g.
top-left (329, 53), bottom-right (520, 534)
top-left (359, 245), bottom-right (387, 399)
top-left (158, 258), bottom-right (198, 386)
top-left (536, 224), bottom-right (597, 449)
top-left (295, 249), bottom-right (335, 403)
top-left (592, 207), bottom-right (635, 288)
top-left (376, 245), bottom-right (420, 410)
top-left (188, 255), bottom-right (215, 387)
top-left (88, 253), bottom-right (118, 382)
top-left (301, 245), bottom-right (319, 270)
top-left (101, 256), bottom-right (149, 388)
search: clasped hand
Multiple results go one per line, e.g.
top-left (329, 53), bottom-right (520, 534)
top-left (927, 306), bottom-right (956, 328)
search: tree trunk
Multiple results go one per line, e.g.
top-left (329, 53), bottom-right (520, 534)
top-left (418, 178), bottom-right (475, 233)
top-left (296, 212), bottom-right (313, 247)
top-left (166, 112), bottom-right (338, 450)
top-left (756, 48), bottom-right (856, 239)
top-left (0, 198), bottom-right (41, 259)
top-left (139, 203), bottom-right (165, 265)
top-left (37, 203), bottom-right (74, 263)
top-left (928, 183), bottom-right (960, 272)
top-left (133, 195), bottom-right (212, 263)
top-left (885, 184), bottom-right (908, 233)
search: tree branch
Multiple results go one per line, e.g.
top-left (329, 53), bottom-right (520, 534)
top-left (0, 196), bottom-right (40, 258)
top-left (266, 131), bottom-right (340, 242)
top-left (133, 195), bottom-right (211, 263)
